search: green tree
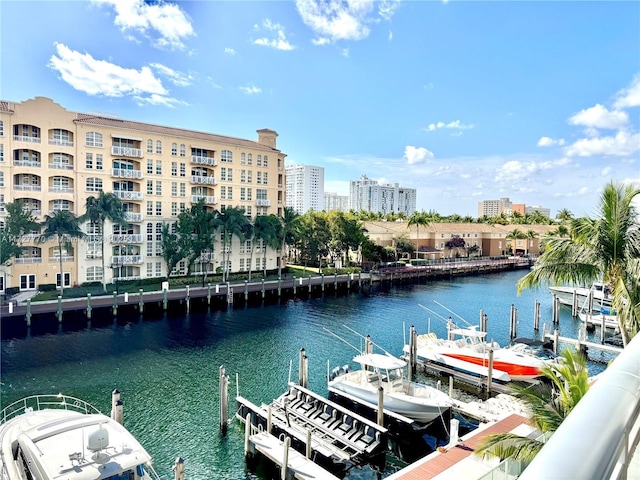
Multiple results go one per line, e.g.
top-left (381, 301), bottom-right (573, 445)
top-left (160, 223), bottom-right (183, 282)
top-left (277, 207), bottom-right (300, 278)
top-left (218, 206), bottom-right (248, 282)
top-left (253, 214), bottom-right (280, 277)
top-left (506, 228), bottom-right (526, 255)
top-left (39, 210), bottom-right (85, 297)
top-left (518, 182), bottom-right (640, 345)
top-left (82, 192), bottom-right (126, 292)
top-left (408, 211), bottom-right (429, 259)
top-left (525, 230), bottom-right (538, 256)
top-left (475, 348), bottom-right (589, 463)
top-left (1, 202), bottom-right (40, 265)
top-left (556, 208), bottom-right (574, 223)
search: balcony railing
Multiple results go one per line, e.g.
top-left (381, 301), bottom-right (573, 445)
top-left (191, 195), bottom-right (217, 204)
top-left (113, 191), bottom-right (143, 201)
top-left (13, 135), bottom-right (41, 143)
top-left (191, 155), bottom-right (217, 166)
top-left (123, 212), bottom-right (143, 222)
top-left (13, 160), bottom-right (41, 168)
top-left (49, 163), bottom-right (74, 170)
top-left (14, 185), bottom-right (42, 192)
top-left (190, 175), bottom-right (217, 185)
top-left (111, 168), bottom-right (143, 179)
top-left (111, 255), bottom-right (143, 265)
top-left (48, 256), bottom-right (74, 263)
top-left (113, 275), bottom-right (142, 282)
top-left (48, 139), bottom-right (74, 147)
top-left (256, 199), bottom-right (271, 207)
top-left (111, 146), bottom-right (143, 158)
top-left (86, 252), bottom-right (102, 259)
top-left (49, 187), bottom-right (74, 193)
top-left (23, 209), bottom-right (41, 217)
top-left (110, 234), bottom-right (143, 243)
top-left (14, 257), bottom-right (42, 264)
top-left (48, 209), bottom-right (75, 216)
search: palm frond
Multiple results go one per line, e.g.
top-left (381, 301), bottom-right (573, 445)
top-left (475, 433), bottom-right (544, 463)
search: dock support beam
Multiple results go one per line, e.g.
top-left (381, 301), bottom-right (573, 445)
top-left (487, 349), bottom-right (494, 396)
top-left (139, 289), bottom-right (144, 314)
top-left (219, 365), bottom-right (229, 433)
top-left (173, 457), bottom-right (185, 480)
top-left (26, 299), bottom-right (32, 326)
top-left (112, 292), bottom-right (117, 317)
top-left (377, 386), bottom-right (384, 426)
top-left (245, 280), bottom-right (249, 301)
top-left (185, 285), bottom-right (190, 312)
top-left (207, 283), bottom-right (212, 306)
top-left (57, 295), bottom-right (63, 322)
top-left (534, 299), bottom-right (540, 331)
top-left (163, 289), bottom-right (168, 310)
top-left (111, 389), bottom-right (123, 425)
top-left (261, 279), bottom-right (265, 299)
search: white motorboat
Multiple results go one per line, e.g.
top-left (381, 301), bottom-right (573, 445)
top-left (548, 282), bottom-right (612, 313)
top-left (328, 353), bottom-right (453, 424)
top-left (578, 306), bottom-right (621, 331)
top-left (0, 394), bottom-right (161, 480)
top-left (404, 327), bottom-right (557, 383)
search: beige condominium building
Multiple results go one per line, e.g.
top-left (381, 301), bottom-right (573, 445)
top-left (0, 97), bottom-right (286, 292)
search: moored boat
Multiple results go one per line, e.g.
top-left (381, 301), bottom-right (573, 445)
top-left (0, 394), bottom-right (161, 480)
top-left (548, 282), bottom-right (612, 313)
top-left (578, 306), bottom-right (621, 331)
top-left (328, 352), bottom-right (453, 424)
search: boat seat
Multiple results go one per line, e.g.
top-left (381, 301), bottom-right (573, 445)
top-left (316, 404), bottom-right (334, 423)
top-left (297, 395), bottom-right (315, 414)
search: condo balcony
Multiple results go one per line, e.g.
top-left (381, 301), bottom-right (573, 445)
top-left (191, 155), bottom-right (217, 166)
top-left (113, 191), bottom-right (144, 201)
top-left (123, 212), bottom-right (144, 222)
top-left (48, 256), bottom-right (74, 263)
top-left (110, 234), bottom-right (143, 244)
top-left (256, 199), bottom-right (271, 207)
top-left (191, 195), bottom-right (217, 204)
top-left (13, 135), bottom-right (41, 144)
top-left (111, 168), bottom-right (143, 179)
top-left (14, 185), bottom-right (42, 192)
top-left (48, 162), bottom-right (74, 170)
top-left (49, 186), bottom-right (74, 194)
top-left (48, 138), bottom-right (74, 147)
top-left (190, 175), bottom-right (218, 185)
top-left (14, 257), bottom-right (42, 264)
top-left (13, 159), bottom-right (41, 168)
top-left (111, 255), bottom-right (143, 265)
top-left (111, 146), bottom-right (143, 158)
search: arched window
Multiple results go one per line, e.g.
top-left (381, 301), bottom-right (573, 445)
top-left (86, 131), bottom-right (103, 147)
top-left (171, 142), bottom-right (177, 156)
top-left (241, 152), bottom-right (246, 165)
top-left (147, 139), bottom-right (153, 153)
top-left (156, 140), bottom-right (162, 154)
top-left (0, 172), bottom-right (4, 188)
top-left (247, 153), bottom-right (253, 165)
top-left (180, 144), bottom-right (186, 157)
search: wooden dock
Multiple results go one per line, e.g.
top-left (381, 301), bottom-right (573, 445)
top-left (247, 431), bottom-right (340, 480)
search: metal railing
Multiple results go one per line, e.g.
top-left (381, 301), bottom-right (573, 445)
top-left (111, 146), bottom-right (143, 158)
top-left (111, 255), bottom-right (143, 265)
top-left (48, 163), bottom-right (74, 170)
top-left (14, 257), bottom-right (42, 264)
top-left (48, 139), bottom-right (74, 147)
top-left (1, 394), bottom-right (102, 424)
top-left (110, 234), bottom-right (143, 243)
top-left (123, 212), bottom-right (143, 222)
top-left (13, 160), bottom-right (41, 167)
top-left (191, 155), bottom-right (217, 166)
top-left (14, 185), bottom-right (42, 191)
top-left (48, 256), bottom-right (74, 263)
top-left (111, 168), bottom-right (143, 179)
top-left (113, 190), bottom-right (143, 201)
top-left (519, 333), bottom-right (640, 480)
top-left (190, 175), bottom-right (217, 185)
top-left (12, 135), bottom-right (41, 144)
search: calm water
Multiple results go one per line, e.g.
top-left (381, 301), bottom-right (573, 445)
top-left (0, 270), bottom-right (614, 479)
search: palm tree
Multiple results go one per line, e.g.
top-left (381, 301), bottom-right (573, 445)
top-left (475, 347), bottom-right (589, 463)
top-left (408, 211), bottom-right (429, 259)
top-left (518, 182), bottom-right (640, 345)
top-left (253, 214), bottom-right (280, 277)
top-left (505, 229), bottom-right (525, 255)
top-left (39, 210), bottom-right (85, 297)
top-left (218, 206), bottom-right (248, 282)
top-left (277, 207), bottom-right (299, 278)
top-left (525, 230), bottom-right (538, 256)
top-left (556, 208), bottom-right (574, 223)
top-left (82, 192), bottom-right (126, 293)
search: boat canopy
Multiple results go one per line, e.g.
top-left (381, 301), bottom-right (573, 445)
top-left (451, 327), bottom-right (487, 338)
top-left (353, 353), bottom-right (406, 370)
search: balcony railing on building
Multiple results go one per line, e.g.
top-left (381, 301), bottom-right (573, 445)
top-left (191, 195), bottom-right (217, 204)
top-left (48, 256), bottom-right (74, 263)
top-left (114, 275), bottom-right (141, 282)
top-left (13, 135), bottom-right (41, 144)
top-left (191, 155), bottom-right (217, 166)
top-left (13, 160), bottom-right (41, 168)
top-left (111, 168), bottom-right (143, 179)
top-left (256, 199), bottom-right (271, 207)
top-left (49, 186), bottom-right (74, 193)
top-left (49, 163), bottom-right (74, 170)
top-left (86, 252), bottom-right (102, 259)
top-left (111, 255), bottom-right (143, 265)
top-left (113, 191), bottom-right (144, 201)
top-left (123, 212), bottom-right (143, 222)
top-left (190, 175), bottom-right (217, 185)
top-left (48, 139), bottom-right (74, 147)
top-left (110, 234), bottom-right (143, 243)
top-left (14, 257), bottom-right (42, 264)
top-left (14, 185), bottom-right (42, 192)
top-left (111, 146), bottom-right (143, 158)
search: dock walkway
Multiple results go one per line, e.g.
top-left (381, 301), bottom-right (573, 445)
top-left (248, 431), bottom-right (340, 480)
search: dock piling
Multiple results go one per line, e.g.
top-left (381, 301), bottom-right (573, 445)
top-left (554, 329), bottom-right (559, 354)
top-left (86, 294), bottom-right (92, 320)
top-left (487, 349), bottom-right (494, 396)
top-left (572, 290), bottom-right (578, 317)
top-left (306, 429), bottom-right (312, 459)
top-left (207, 283), bottom-right (212, 306)
top-left (244, 280), bottom-right (249, 300)
top-left (244, 413), bottom-right (251, 455)
top-left (219, 365), bottom-right (229, 433)
top-left (534, 300), bottom-right (540, 331)
top-left (58, 295), bottom-right (63, 322)
top-left (26, 299), bottom-right (32, 325)
top-left (281, 437), bottom-right (290, 480)
top-left (298, 348), bottom-right (308, 388)
top-left (110, 389), bottom-right (123, 425)
top-left (163, 288), bottom-right (168, 310)
top-left (172, 457), bottom-right (185, 480)
top-left (139, 288), bottom-right (144, 314)
top-left (261, 279), bottom-right (265, 299)
top-left (377, 386), bottom-right (384, 426)
top-left (185, 285), bottom-right (190, 312)
top-left (8, 302), bottom-right (13, 314)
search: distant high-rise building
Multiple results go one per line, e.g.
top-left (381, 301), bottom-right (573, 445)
top-left (285, 164), bottom-right (324, 214)
top-left (349, 175), bottom-right (416, 216)
top-left (478, 197), bottom-right (550, 218)
top-left (324, 192), bottom-right (349, 212)
top-left (526, 205), bottom-right (551, 218)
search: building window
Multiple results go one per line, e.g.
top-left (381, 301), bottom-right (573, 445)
top-left (220, 168), bottom-right (226, 181)
top-left (227, 168), bottom-right (233, 181)
top-left (171, 162), bottom-right (177, 176)
top-left (86, 178), bottom-right (103, 192)
top-left (220, 186), bottom-right (226, 200)
top-left (147, 201), bottom-right (153, 216)
top-left (240, 188), bottom-right (246, 201)
top-left (180, 144), bottom-right (186, 157)
top-left (147, 263), bottom-right (153, 277)
top-left (147, 159), bottom-right (154, 174)
top-left (171, 143), bottom-right (177, 156)
top-left (86, 153), bottom-right (93, 169)
top-left (156, 160), bottom-right (162, 175)
top-left (263, 172), bottom-right (268, 185)
top-left (96, 154), bottom-right (103, 170)
top-left (257, 155), bottom-right (262, 167)
top-left (247, 188), bottom-right (253, 201)
top-left (0, 121), bottom-right (3, 137)
top-left (241, 170), bottom-right (246, 183)
top-left (247, 154), bottom-right (252, 165)
top-left (257, 172), bottom-right (262, 184)
top-left (86, 132), bottom-right (103, 147)
top-left (245, 206), bottom-right (252, 217)
top-left (156, 140), bottom-right (162, 154)
top-left (180, 163), bottom-right (186, 177)
top-left (171, 182), bottom-right (177, 197)
top-left (180, 183), bottom-right (186, 197)
top-left (156, 262), bottom-right (162, 276)
top-left (263, 155), bottom-right (268, 167)
top-left (247, 171), bottom-right (252, 183)
top-left (221, 150), bottom-right (233, 163)
top-left (241, 153), bottom-right (246, 165)
top-left (155, 181), bottom-right (162, 196)
top-left (179, 202), bottom-right (186, 212)
top-left (0, 172), bottom-right (4, 188)
top-left (227, 186), bottom-right (233, 200)
top-left (147, 139), bottom-right (153, 153)
top-left (171, 202), bottom-right (177, 216)
top-left (156, 201), bottom-right (162, 216)
top-left (86, 266), bottom-right (103, 282)
top-left (146, 180), bottom-right (153, 195)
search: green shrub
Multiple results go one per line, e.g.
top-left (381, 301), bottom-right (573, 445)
top-left (4, 287), bottom-right (20, 296)
top-left (39, 283), bottom-right (58, 292)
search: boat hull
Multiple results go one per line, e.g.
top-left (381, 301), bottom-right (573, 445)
top-left (549, 285), bottom-right (611, 313)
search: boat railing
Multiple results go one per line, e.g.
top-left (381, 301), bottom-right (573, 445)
top-left (1, 394), bottom-right (102, 424)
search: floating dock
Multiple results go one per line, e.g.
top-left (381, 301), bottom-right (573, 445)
top-left (236, 383), bottom-right (388, 467)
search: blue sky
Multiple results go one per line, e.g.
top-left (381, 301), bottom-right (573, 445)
top-left (2, 0), bottom-right (639, 217)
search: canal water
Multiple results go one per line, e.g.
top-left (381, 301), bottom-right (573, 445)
top-left (0, 270), bottom-right (615, 479)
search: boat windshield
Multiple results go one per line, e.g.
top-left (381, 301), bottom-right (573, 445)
top-left (104, 467), bottom-right (138, 480)
top-left (387, 368), bottom-right (403, 382)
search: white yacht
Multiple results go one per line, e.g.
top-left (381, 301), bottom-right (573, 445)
top-left (548, 282), bottom-right (612, 312)
top-left (0, 394), bottom-right (161, 480)
top-left (328, 353), bottom-right (453, 424)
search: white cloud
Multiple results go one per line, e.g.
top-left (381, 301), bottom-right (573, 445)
top-left (388, 30), bottom-right (393, 41)
top-left (341, 48), bottom-right (350, 57)
top-left (601, 166), bottom-right (613, 176)
top-left (537, 136), bottom-right (566, 147)
top-left (253, 19), bottom-right (295, 50)
top-left (568, 103), bottom-right (629, 130)
top-left (240, 84), bottom-right (262, 95)
top-left (224, 48), bottom-right (236, 55)
top-left (565, 130), bottom-right (640, 157)
top-left (296, 0), bottom-right (390, 44)
top-left (149, 63), bottom-right (192, 87)
top-left (426, 119), bottom-right (474, 132)
top-left (613, 74), bottom-right (640, 109)
top-left (48, 43), bottom-right (181, 106)
top-left (404, 145), bottom-right (434, 165)
top-left (93, 0), bottom-right (194, 50)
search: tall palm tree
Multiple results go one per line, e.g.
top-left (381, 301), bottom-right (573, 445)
top-left (505, 228), bottom-right (525, 255)
top-left (277, 207), bottom-right (299, 279)
top-left (218, 206), bottom-right (248, 282)
top-left (555, 208), bottom-right (574, 223)
top-left (408, 211), bottom-right (429, 259)
top-left (525, 229), bottom-right (538, 256)
top-left (39, 210), bottom-right (85, 297)
top-left (518, 182), bottom-right (640, 345)
top-left (475, 347), bottom-right (589, 463)
top-left (254, 214), bottom-right (280, 277)
top-left (82, 192), bottom-right (127, 293)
